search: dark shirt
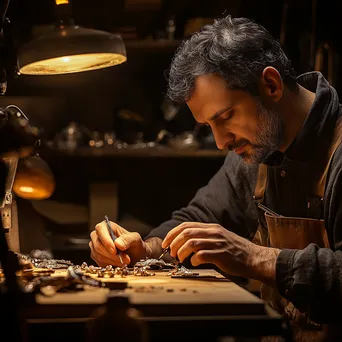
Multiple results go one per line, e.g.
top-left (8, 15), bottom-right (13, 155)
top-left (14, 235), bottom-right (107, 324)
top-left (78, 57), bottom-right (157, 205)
top-left (145, 71), bottom-right (342, 324)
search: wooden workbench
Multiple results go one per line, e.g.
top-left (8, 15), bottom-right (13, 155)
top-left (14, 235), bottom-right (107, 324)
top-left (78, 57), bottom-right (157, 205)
top-left (20, 269), bottom-right (290, 342)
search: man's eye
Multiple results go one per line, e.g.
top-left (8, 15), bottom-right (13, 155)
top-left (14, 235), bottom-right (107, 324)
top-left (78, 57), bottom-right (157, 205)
top-left (221, 110), bottom-right (233, 120)
top-left (198, 122), bottom-right (210, 127)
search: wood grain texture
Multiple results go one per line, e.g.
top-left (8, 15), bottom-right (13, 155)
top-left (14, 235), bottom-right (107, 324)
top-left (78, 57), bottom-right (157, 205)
top-left (32, 269), bottom-right (266, 318)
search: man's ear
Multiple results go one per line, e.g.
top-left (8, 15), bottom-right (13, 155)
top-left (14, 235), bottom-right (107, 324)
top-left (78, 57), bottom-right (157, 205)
top-left (259, 67), bottom-right (283, 102)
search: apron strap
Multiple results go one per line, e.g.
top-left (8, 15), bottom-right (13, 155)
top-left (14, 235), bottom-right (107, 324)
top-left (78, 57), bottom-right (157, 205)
top-left (253, 163), bottom-right (268, 203)
top-left (316, 116), bottom-right (342, 198)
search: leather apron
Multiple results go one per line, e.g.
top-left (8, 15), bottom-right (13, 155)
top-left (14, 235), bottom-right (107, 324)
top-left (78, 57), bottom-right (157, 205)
top-left (253, 118), bottom-right (342, 342)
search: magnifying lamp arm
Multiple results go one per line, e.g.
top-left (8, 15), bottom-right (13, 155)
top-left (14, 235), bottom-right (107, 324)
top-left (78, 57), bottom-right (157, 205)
top-left (0, 0), bottom-right (10, 35)
top-left (0, 1), bottom-right (17, 95)
top-left (0, 155), bottom-right (18, 230)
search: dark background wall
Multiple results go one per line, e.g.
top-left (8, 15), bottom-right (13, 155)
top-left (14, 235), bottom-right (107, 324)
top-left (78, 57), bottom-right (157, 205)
top-left (1, 0), bottom-right (341, 263)
top-left (3, 0), bottom-right (342, 135)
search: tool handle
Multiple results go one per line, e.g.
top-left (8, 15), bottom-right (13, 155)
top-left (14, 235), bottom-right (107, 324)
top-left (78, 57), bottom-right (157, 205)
top-left (104, 215), bottom-right (124, 265)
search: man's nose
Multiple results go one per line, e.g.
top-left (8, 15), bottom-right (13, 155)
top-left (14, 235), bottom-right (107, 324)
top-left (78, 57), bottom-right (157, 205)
top-left (211, 128), bottom-right (230, 150)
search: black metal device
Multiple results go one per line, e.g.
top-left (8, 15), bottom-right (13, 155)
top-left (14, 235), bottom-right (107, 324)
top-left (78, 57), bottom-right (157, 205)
top-left (0, 6), bottom-right (37, 340)
top-left (0, 105), bottom-right (39, 342)
top-left (0, 0), bottom-right (18, 95)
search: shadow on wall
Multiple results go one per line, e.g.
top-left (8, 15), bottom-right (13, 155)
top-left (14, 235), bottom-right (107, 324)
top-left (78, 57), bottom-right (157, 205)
top-left (0, 96), bottom-right (68, 140)
top-left (0, 95), bottom-right (123, 140)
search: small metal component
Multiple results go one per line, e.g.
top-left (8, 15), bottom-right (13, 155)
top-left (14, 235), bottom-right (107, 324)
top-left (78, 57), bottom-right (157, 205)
top-left (16, 253), bottom-right (74, 269)
top-left (88, 265), bottom-right (101, 274)
top-left (81, 262), bottom-right (88, 269)
top-left (115, 265), bottom-right (130, 277)
top-left (102, 271), bottom-right (114, 278)
top-left (133, 266), bottom-right (155, 276)
top-left (78, 263), bottom-right (131, 278)
top-left (168, 265), bottom-right (199, 277)
top-left (97, 267), bottom-right (115, 278)
top-left (29, 249), bottom-right (53, 260)
top-left (105, 265), bottom-right (113, 272)
top-left (134, 257), bottom-right (175, 270)
top-left (131, 257), bottom-right (182, 276)
top-left (158, 246), bottom-right (170, 260)
top-left (68, 266), bottom-right (106, 288)
top-left (0, 258), bottom-right (130, 296)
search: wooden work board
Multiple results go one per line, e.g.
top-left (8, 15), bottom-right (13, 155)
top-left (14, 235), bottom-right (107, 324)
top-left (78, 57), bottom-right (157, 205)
top-left (28, 269), bottom-right (266, 318)
top-left (21, 269), bottom-right (288, 342)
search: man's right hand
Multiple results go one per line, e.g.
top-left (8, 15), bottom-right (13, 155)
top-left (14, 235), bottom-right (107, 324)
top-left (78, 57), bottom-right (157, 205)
top-left (89, 220), bottom-right (151, 267)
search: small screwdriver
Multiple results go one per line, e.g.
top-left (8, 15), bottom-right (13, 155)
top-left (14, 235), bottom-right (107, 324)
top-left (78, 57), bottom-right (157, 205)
top-left (104, 215), bottom-right (124, 265)
top-left (158, 246), bottom-right (170, 260)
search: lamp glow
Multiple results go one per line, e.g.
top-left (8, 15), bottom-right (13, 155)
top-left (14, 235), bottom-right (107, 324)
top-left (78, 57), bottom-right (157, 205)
top-left (18, 186), bottom-right (34, 193)
top-left (17, 1), bottom-right (127, 75)
top-left (19, 52), bottom-right (127, 75)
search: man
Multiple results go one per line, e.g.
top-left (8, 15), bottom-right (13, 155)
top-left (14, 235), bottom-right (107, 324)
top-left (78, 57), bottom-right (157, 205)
top-left (90, 15), bottom-right (342, 341)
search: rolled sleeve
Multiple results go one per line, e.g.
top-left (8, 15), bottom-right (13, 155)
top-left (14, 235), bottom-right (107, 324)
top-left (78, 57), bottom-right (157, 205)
top-left (275, 244), bottom-right (342, 323)
top-left (276, 248), bottom-right (297, 297)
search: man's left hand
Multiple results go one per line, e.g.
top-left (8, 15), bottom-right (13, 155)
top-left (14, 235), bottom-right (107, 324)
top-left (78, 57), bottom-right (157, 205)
top-left (162, 222), bottom-right (280, 285)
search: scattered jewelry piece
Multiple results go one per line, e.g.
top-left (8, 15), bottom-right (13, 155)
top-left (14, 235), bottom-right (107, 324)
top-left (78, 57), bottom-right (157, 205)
top-left (0, 254), bottom-right (202, 298)
top-left (134, 258), bottom-right (175, 270)
top-left (168, 265), bottom-right (199, 277)
top-left (133, 266), bottom-right (155, 276)
top-left (77, 262), bottom-right (131, 278)
top-left (16, 253), bottom-right (74, 269)
top-left (115, 265), bottom-right (130, 277)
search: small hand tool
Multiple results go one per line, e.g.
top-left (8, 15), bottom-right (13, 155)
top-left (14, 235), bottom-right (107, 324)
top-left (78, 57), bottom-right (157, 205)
top-left (104, 215), bottom-right (124, 265)
top-left (257, 203), bottom-right (281, 217)
top-left (158, 246), bottom-right (170, 260)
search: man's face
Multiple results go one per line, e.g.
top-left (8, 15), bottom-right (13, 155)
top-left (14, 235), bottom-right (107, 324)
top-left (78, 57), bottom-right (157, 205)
top-left (186, 74), bottom-right (284, 164)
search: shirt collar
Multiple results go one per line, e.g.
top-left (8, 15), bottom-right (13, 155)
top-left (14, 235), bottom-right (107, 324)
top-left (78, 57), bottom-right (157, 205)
top-left (263, 71), bottom-right (340, 167)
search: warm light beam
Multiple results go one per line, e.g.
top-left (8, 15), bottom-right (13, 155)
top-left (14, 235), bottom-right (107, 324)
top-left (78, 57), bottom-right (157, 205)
top-left (19, 53), bottom-right (127, 75)
top-left (55, 0), bottom-right (69, 5)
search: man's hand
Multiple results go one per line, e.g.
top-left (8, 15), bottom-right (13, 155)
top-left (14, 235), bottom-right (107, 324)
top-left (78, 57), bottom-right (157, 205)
top-left (162, 222), bottom-right (281, 285)
top-left (89, 220), bottom-right (152, 267)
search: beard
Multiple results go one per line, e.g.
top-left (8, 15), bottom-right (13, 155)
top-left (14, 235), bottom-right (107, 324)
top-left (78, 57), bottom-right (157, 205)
top-left (231, 100), bottom-right (284, 165)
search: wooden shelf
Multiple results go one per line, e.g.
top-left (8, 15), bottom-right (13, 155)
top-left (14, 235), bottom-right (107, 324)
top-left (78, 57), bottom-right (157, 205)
top-left (44, 144), bottom-right (228, 158)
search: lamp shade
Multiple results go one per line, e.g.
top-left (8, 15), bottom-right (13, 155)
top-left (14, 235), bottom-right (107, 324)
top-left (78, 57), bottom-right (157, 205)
top-left (17, 25), bottom-right (127, 75)
top-left (13, 155), bottom-right (55, 200)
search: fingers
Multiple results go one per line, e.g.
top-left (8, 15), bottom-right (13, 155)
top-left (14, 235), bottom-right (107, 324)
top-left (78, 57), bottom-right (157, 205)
top-left (190, 250), bottom-right (217, 267)
top-left (90, 230), bottom-right (115, 256)
top-left (91, 220), bottom-right (143, 267)
top-left (114, 232), bottom-right (141, 251)
top-left (90, 230), bottom-right (131, 266)
top-left (177, 238), bottom-right (223, 263)
top-left (94, 221), bottom-right (117, 252)
top-left (169, 228), bottom-right (213, 258)
top-left (94, 220), bottom-right (129, 251)
top-left (89, 240), bottom-right (131, 267)
top-left (89, 241), bottom-right (116, 266)
top-left (162, 222), bottom-right (215, 248)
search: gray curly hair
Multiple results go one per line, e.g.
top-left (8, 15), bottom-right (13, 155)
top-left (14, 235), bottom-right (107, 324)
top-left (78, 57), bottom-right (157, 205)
top-left (166, 15), bottom-right (297, 103)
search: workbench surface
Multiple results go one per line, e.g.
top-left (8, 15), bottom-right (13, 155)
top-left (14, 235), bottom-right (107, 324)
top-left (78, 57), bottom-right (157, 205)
top-left (21, 269), bottom-right (288, 342)
top-left (33, 269), bottom-right (264, 316)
